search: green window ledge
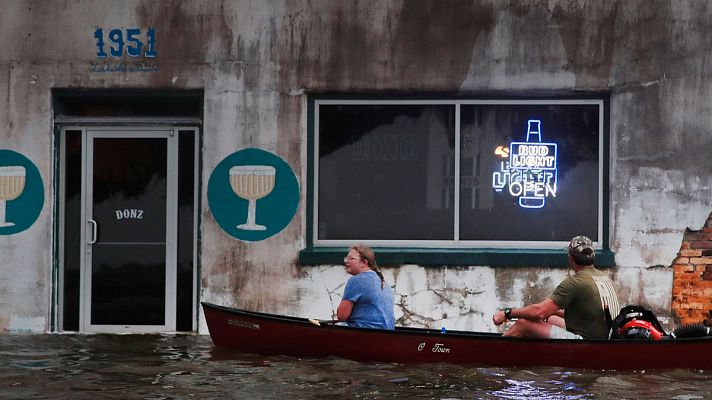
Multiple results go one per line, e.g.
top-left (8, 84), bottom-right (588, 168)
top-left (299, 247), bottom-right (616, 267)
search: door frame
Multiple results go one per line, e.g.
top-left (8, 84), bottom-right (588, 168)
top-left (56, 124), bottom-right (200, 334)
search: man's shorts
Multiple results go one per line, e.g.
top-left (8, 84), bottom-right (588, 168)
top-left (549, 325), bottom-right (583, 339)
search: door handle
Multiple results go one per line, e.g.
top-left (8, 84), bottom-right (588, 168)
top-left (88, 219), bottom-right (98, 244)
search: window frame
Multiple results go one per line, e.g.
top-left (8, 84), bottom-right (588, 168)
top-left (301, 94), bottom-right (612, 267)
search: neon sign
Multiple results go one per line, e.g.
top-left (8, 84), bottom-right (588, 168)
top-left (492, 120), bottom-right (558, 209)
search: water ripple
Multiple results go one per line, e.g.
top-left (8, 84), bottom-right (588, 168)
top-left (0, 335), bottom-right (711, 399)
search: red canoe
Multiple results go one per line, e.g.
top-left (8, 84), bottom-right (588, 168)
top-left (202, 302), bottom-right (712, 370)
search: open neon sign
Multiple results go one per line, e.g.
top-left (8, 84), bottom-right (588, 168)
top-left (492, 120), bottom-right (558, 209)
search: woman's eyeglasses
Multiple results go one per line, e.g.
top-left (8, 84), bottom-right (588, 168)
top-left (343, 256), bottom-right (361, 262)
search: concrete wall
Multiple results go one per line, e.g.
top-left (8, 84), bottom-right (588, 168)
top-left (0, 1), bottom-right (710, 333)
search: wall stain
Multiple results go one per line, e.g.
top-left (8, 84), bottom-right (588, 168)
top-left (136, 1), bottom-right (235, 87)
top-left (277, 1), bottom-right (493, 90)
top-left (550, 1), bottom-right (620, 86)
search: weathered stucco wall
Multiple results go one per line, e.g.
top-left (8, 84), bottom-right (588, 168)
top-left (0, 1), bottom-right (710, 333)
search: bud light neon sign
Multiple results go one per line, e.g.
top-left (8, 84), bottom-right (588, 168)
top-left (492, 120), bottom-right (558, 209)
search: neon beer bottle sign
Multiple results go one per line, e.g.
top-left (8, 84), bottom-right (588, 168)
top-left (492, 120), bottom-right (558, 209)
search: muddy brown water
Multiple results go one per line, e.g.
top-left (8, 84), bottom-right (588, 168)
top-left (0, 334), bottom-right (710, 399)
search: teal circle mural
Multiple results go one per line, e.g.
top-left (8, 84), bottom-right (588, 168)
top-left (0, 150), bottom-right (44, 235)
top-left (208, 148), bottom-right (299, 241)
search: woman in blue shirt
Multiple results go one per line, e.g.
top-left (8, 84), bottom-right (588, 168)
top-left (336, 244), bottom-right (395, 329)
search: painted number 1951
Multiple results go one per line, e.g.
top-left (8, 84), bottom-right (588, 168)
top-left (94, 27), bottom-right (157, 58)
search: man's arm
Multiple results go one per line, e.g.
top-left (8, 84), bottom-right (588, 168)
top-left (493, 298), bottom-right (561, 326)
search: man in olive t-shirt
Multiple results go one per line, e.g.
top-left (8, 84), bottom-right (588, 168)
top-left (492, 236), bottom-right (620, 340)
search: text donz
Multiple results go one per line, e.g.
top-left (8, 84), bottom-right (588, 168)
top-left (115, 209), bottom-right (144, 220)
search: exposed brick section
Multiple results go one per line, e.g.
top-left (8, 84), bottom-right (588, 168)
top-left (692, 257), bottom-right (712, 264)
top-left (671, 211), bottom-right (712, 325)
top-left (691, 241), bottom-right (712, 249)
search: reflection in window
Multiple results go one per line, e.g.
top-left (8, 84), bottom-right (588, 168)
top-left (318, 105), bottom-right (454, 240)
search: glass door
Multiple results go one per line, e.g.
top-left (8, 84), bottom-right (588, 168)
top-left (81, 129), bottom-right (178, 333)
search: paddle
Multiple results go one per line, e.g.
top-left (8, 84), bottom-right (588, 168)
top-left (308, 318), bottom-right (340, 326)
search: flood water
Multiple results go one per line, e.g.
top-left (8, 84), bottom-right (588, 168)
top-left (1, 334), bottom-right (711, 399)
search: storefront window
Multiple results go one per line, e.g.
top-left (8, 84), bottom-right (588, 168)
top-left (311, 98), bottom-right (606, 251)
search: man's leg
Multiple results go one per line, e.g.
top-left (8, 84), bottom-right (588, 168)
top-left (502, 318), bottom-right (554, 338)
top-left (546, 315), bottom-right (566, 329)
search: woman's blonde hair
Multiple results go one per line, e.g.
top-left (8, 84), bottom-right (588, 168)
top-left (351, 243), bottom-right (385, 289)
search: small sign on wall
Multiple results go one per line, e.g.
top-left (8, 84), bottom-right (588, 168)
top-left (90, 26), bottom-right (159, 73)
top-left (208, 148), bottom-right (299, 242)
top-left (0, 150), bottom-right (44, 235)
top-left (93, 27), bottom-right (157, 58)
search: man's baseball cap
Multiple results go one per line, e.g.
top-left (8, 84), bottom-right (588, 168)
top-left (567, 235), bottom-right (595, 263)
